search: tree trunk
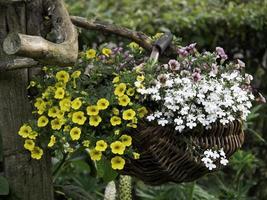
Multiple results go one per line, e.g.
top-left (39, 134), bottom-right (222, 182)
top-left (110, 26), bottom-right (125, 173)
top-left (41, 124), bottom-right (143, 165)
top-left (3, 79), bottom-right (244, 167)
top-left (0, 1), bottom-right (54, 199)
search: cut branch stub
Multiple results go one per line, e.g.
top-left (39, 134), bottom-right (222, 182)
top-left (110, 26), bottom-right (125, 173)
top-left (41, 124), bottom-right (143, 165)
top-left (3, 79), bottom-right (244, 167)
top-left (3, 0), bottom-right (78, 67)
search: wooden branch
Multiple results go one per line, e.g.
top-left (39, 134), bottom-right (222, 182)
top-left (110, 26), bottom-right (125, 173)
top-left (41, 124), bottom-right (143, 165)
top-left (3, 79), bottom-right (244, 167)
top-left (71, 16), bottom-right (153, 51)
top-left (70, 16), bottom-right (178, 57)
top-left (3, 0), bottom-right (78, 66)
top-left (0, 58), bottom-right (39, 71)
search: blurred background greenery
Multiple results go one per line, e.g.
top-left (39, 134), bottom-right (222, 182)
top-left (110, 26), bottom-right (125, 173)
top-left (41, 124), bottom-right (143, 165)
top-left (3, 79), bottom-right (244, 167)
top-left (53, 0), bottom-right (267, 199)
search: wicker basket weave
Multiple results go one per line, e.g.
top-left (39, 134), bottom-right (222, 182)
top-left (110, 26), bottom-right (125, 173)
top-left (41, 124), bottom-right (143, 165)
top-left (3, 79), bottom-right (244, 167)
top-left (122, 120), bottom-right (244, 185)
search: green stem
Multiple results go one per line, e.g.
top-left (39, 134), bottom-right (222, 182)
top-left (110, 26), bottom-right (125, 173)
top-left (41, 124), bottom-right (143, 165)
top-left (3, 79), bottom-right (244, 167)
top-left (52, 153), bottom-right (69, 181)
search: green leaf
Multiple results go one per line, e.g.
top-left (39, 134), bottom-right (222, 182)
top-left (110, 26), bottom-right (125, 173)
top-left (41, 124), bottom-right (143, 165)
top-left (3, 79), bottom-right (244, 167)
top-left (0, 176), bottom-right (9, 196)
top-left (96, 159), bottom-right (118, 182)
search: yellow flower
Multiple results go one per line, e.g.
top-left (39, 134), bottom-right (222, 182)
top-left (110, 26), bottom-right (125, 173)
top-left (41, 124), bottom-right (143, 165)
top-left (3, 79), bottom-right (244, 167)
top-left (51, 118), bottom-right (64, 130)
top-left (118, 95), bottom-right (130, 106)
top-left (34, 98), bottom-right (45, 109)
top-left (66, 147), bottom-right (74, 153)
top-left (120, 135), bottom-right (132, 147)
top-left (89, 149), bottom-right (102, 161)
top-left (138, 107), bottom-right (148, 118)
top-left (102, 48), bottom-right (112, 57)
top-left (42, 86), bottom-right (55, 99)
top-left (28, 131), bottom-right (38, 140)
top-left (63, 125), bottom-right (71, 132)
top-left (86, 105), bottom-right (99, 116)
top-left (110, 116), bottom-right (122, 126)
top-left (110, 141), bottom-right (125, 155)
top-left (122, 109), bottom-right (136, 120)
top-left (97, 98), bottom-right (109, 110)
top-left (55, 81), bottom-right (66, 88)
top-left (71, 98), bottom-right (82, 110)
top-left (86, 49), bottom-right (96, 59)
top-left (95, 140), bottom-right (108, 152)
top-left (112, 76), bottom-right (120, 83)
top-left (70, 127), bottom-right (81, 140)
top-left (59, 98), bottom-right (71, 112)
top-left (37, 116), bottom-right (49, 127)
top-left (112, 108), bottom-right (120, 115)
top-left (126, 88), bottom-right (135, 96)
top-left (89, 115), bottom-right (102, 127)
top-left (48, 106), bottom-right (59, 118)
top-left (133, 152), bottom-right (140, 159)
top-left (54, 87), bottom-right (65, 99)
top-left (31, 146), bottom-right (43, 160)
top-left (57, 110), bottom-right (65, 119)
top-left (128, 42), bottom-right (139, 50)
top-left (82, 140), bottom-right (90, 147)
top-left (56, 70), bottom-right (70, 83)
top-left (132, 117), bottom-right (138, 124)
top-left (111, 156), bottom-right (125, 170)
top-left (24, 139), bottom-right (35, 151)
top-left (48, 135), bottom-right (56, 147)
top-left (72, 111), bottom-right (87, 125)
top-left (34, 99), bottom-right (46, 115)
top-left (114, 83), bottom-right (126, 97)
top-left (137, 75), bottom-right (145, 82)
top-left (71, 70), bottom-right (81, 79)
top-left (18, 125), bottom-right (32, 138)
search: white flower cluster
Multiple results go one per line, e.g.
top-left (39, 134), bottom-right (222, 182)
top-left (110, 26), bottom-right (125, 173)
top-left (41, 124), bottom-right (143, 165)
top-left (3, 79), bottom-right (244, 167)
top-left (138, 67), bottom-right (254, 132)
top-left (201, 148), bottom-right (228, 170)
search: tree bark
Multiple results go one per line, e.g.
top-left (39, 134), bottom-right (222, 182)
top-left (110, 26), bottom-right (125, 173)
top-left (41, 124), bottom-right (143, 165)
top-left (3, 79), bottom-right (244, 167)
top-left (0, 1), bottom-right (54, 199)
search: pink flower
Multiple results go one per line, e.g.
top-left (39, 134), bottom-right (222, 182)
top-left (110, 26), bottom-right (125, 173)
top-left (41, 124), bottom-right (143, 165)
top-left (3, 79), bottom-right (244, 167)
top-left (192, 72), bottom-right (201, 82)
top-left (216, 47), bottom-right (228, 60)
top-left (168, 59), bottom-right (180, 71)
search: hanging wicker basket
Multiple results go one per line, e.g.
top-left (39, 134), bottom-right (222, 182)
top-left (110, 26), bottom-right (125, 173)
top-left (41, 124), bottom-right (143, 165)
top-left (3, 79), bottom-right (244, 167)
top-left (122, 119), bottom-right (244, 185)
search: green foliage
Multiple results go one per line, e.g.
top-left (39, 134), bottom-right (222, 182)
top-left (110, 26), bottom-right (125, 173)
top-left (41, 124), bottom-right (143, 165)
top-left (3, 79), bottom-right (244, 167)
top-left (0, 176), bottom-right (9, 196)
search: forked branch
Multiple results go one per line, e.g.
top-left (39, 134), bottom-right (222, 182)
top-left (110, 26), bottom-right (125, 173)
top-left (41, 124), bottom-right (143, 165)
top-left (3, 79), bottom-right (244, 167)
top-left (3, 0), bottom-right (78, 67)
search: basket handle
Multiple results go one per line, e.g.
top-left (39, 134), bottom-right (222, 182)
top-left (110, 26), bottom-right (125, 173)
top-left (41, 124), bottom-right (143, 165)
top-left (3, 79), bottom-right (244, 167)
top-left (149, 32), bottom-right (173, 62)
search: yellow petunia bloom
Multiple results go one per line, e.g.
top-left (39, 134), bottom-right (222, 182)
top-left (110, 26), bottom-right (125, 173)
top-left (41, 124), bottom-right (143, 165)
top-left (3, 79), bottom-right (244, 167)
top-left (71, 70), bottom-right (81, 79)
top-left (118, 95), bottom-right (130, 107)
top-left (37, 116), bottom-right (49, 127)
top-left (122, 109), bottom-right (136, 120)
top-left (97, 98), bottom-right (109, 110)
top-left (59, 98), bottom-right (71, 112)
top-left (55, 81), bottom-right (66, 89)
top-left (138, 107), bottom-right (148, 118)
top-left (112, 76), bottom-right (120, 83)
top-left (102, 48), bottom-right (112, 57)
top-left (110, 141), bottom-right (125, 155)
top-left (89, 149), bottom-right (102, 161)
top-left (48, 135), bottom-right (56, 147)
top-left (31, 146), bottom-right (43, 160)
top-left (86, 105), bottom-right (99, 116)
top-left (24, 139), bottom-right (35, 151)
top-left (95, 140), bottom-right (108, 152)
top-left (51, 118), bottom-right (64, 130)
top-left (72, 111), bottom-right (87, 125)
top-left (56, 70), bottom-right (70, 83)
top-left (120, 135), bottom-right (132, 147)
top-left (34, 98), bottom-right (45, 109)
top-left (70, 127), bottom-right (81, 140)
top-left (111, 156), bottom-right (125, 170)
top-left (110, 116), bottom-right (122, 126)
top-left (136, 75), bottom-right (145, 82)
top-left (71, 98), bottom-right (82, 110)
top-left (42, 86), bottom-right (55, 99)
top-left (54, 87), bottom-right (65, 99)
top-left (18, 125), bottom-right (32, 138)
top-left (82, 140), bottom-right (90, 147)
top-left (48, 106), bottom-right (59, 118)
top-left (28, 131), bottom-right (38, 140)
top-left (57, 110), bottom-right (65, 119)
top-left (112, 108), bottom-right (120, 115)
top-left (128, 42), bottom-right (140, 50)
top-left (86, 49), bottom-right (96, 59)
top-left (114, 83), bottom-right (126, 97)
top-left (89, 115), bottom-right (102, 127)
top-left (126, 88), bottom-right (135, 96)
top-left (133, 152), bottom-right (140, 159)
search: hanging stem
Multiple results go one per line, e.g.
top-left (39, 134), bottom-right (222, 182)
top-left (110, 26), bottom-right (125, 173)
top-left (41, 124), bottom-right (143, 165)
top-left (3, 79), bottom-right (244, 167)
top-left (52, 152), bottom-right (69, 181)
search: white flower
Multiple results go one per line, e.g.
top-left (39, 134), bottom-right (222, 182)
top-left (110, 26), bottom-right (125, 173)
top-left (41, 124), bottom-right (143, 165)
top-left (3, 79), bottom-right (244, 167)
top-left (147, 115), bottom-right (155, 121)
top-left (220, 158), bottom-right (229, 166)
top-left (158, 119), bottom-right (169, 126)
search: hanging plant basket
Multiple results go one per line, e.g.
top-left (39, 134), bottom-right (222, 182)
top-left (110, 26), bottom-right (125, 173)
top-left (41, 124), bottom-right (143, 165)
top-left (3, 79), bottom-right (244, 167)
top-left (122, 120), bottom-right (244, 185)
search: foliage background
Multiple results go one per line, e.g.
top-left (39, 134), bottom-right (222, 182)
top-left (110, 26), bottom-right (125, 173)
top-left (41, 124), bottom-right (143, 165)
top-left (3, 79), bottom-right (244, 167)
top-left (53, 0), bottom-right (267, 199)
